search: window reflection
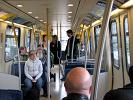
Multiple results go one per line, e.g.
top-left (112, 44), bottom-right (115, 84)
top-left (111, 21), bottom-right (119, 67)
top-left (5, 26), bottom-right (20, 61)
top-left (25, 30), bottom-right (31, 52)
top-left (124, 17), bottom-right (130, 66)
top-left (94, 25), bottom-right (101, 50)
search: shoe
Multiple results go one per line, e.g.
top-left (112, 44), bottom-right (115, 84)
top-left (42, 94), bottom-right (51, 98)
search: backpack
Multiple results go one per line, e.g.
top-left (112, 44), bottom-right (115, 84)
top-left (25, 83), bottom-right (40, 100)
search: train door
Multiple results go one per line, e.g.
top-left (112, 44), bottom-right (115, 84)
top-left (110, 13), bottom-right (130, 89)
top-left (119, 14), bottom-right (130, 85)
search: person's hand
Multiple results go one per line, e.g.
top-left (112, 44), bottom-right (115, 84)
top-left (32, 79), bottom-right (36, 83)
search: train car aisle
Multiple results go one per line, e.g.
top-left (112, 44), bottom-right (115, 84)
top-left (40, 65), bottom-right (67, 100)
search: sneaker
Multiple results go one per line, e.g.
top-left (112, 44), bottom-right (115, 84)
top-left (42, 94), bottom-right (51, 98)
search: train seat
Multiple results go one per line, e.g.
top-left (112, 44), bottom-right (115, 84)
top-left (11, 62), bottom-right (26, 85)
top-left (61, 61), bottom-right (106, 81)
top-left (0, 89), bottom-right (23, 100)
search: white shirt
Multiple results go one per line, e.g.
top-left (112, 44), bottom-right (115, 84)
top-left (24, 58), bottom-right (43, 81)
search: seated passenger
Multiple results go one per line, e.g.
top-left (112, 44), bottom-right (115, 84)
top-left (36, 44), bottom-right (48, 97)
top-left (63, 67), bottom-right (92, 100)
top-left (24, 50), bottom-right (43, 95)
top-left (14, 47), bottom-right (28, 61)
top-left (37, 44), bottom-right (53, 97)
top-left (103, 66), bottom-right (133, 100)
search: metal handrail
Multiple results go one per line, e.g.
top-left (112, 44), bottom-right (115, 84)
top-left (12, 22), bottom-right (21, 90)
top-left (46, 8), bottom-right (51, 100)
top-left (90, 0), bottom-right (114, 100)
top-left (71, 34), bottom-right (76, 62)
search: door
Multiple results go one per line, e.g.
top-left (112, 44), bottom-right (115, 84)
top-left (110, 13), bottom-right (130, 89)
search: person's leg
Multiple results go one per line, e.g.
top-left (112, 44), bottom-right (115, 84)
top-left (36, 77), bottom-right (42, 90)
top-left (24, 78), bottom-right (32, 95)
top-left (43, 80), bottom-right (47, 95)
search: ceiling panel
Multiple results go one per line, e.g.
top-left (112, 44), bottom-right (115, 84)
top-left (0, 0), bottom-right (98, 30)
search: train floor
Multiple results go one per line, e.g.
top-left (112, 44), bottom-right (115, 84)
top-left (40, 65), bottom-right (67, 100)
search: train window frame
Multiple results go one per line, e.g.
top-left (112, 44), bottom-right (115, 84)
top-left (110, 20), bottom-right (120, 69)
top-left (94, 25), bottom-right (101, 51)
top-left (94, 24), bottom-right (107, 71)
top-left (35, 33), bottom-right (40, 48)
top-left (123, 15), bottom-right (130, 68)
top-left (25, 29), bottom-right (31, 52)
top-left (5, 25), bottom-right (21, 62)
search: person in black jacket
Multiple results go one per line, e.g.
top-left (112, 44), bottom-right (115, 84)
top-left (63, 67), bottom-right (92, 100)
top-left (103, 66), bottom-right (133, 100)
top-left (124, 66), bottom-right (133, 88)
top-left (65, 29), bottom-right (80, 60)
top-left (50, 35), bottom-right (61, 64)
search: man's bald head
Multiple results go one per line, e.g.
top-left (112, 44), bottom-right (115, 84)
top-left (64, 67), bottom-right (92, 95)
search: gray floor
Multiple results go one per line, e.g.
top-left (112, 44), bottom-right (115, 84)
top-left (40, 65), bottom-right (67, 100)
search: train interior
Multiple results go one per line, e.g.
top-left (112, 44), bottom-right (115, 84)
top-left (0, 0), bottom-right (133, 100)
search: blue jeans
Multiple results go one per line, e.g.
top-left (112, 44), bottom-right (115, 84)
top-left (24, 77), bottom-right (42, 94)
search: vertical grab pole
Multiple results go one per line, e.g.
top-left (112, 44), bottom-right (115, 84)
top-left (57, 22), bottom-right (60, 79)
top-left (58, 22), bottom-right (62, 79)
top-left (46, 8), bottom-right (51, 100)
top-left (12, 22), bottom-right (21, 90)
top-left (71, 34), bottom-right (76, 63)
top-left (90, 0), bottom-right (114, 100)
top-left (85, 29), bottom-right (89, 69)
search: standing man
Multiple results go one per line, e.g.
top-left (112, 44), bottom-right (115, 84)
top-left (65, 29), bottom-right (80, 60)
top-left (50, 35), bottom-right (61, 64)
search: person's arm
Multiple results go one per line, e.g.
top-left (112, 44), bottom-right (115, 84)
top-left (75, 37), bottom-right (80, 44)
top-left (24, 62), bottom-right (33, 80)
top-left (58, 41), bottom-right (61, 51)
top-left (35, 61), bottom-right (43, 81)
top-left (65, 40), bottom-right (69, 55)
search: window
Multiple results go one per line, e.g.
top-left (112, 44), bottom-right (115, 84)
top-left (35, 33), bottom-right (39, 48)
top-left (124, 16), bottom-right (130, 67)
top-left (94, 25), bottom-right (101, 50)
top-left (25, 30), bottom-right (31, 52)
top-left (5, 26), bottom-right (21, 61)
top-left (110, 20), bottom-right (119, 68)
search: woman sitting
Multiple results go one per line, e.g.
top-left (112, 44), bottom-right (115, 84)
top-left (24, 50), bottom-right (43, 94)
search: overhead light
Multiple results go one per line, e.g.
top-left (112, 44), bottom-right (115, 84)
top-left (68, 4), bottom-right (74, 7)
top-left (17, 4), bottom-right (23, 7)
top-left (68, 11), bottom-right (72, 14)
top-left (68, 16), bottom-right (72, 18)
top-left (28, 12), bottom-right (32, 14)
top-left (40, 20), bottom-right (43, 22)
top-left (35, 16), bottom-right (39, 19)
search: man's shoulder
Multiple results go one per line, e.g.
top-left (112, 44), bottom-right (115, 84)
top-left (124, 83), bottom-right (133, 88)
top-left (104, 87), bottom-right (133, 100)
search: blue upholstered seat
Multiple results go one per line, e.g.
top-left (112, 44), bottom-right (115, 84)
top-left (11, 62), bottom-right (26, 85)
top-left (0, 89), bottom-right (23, 100)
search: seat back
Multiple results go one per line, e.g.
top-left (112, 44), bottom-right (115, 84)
top-left (62, 61), bottom-right (106, 81)
top-left (11, 62), bottom-right (26, 85)
top-left (0, 89), bottom-right (23, 100)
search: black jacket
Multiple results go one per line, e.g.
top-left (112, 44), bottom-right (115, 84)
top-left (50, 41), bottom-right (61, 64)
top-left (103, 85), bottom-right (133, 100)
top-left (62, 93), bottom-right (89, 100)
top-left (65, 36), bottom-right (80, 59)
